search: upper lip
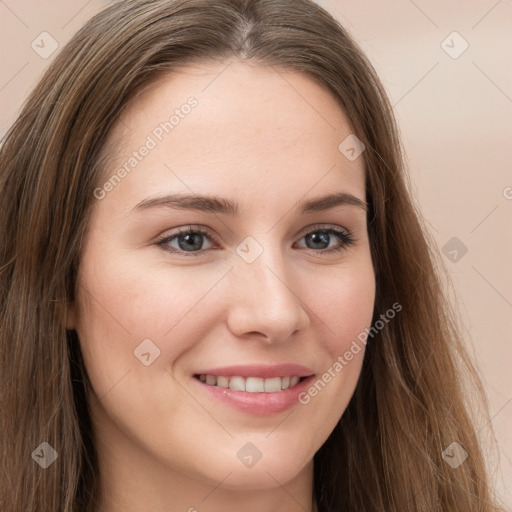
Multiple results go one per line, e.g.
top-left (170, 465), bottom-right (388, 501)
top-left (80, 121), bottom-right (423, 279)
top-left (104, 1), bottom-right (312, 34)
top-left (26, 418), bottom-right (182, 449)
top-left (194, 364), bottom-right (315, 379)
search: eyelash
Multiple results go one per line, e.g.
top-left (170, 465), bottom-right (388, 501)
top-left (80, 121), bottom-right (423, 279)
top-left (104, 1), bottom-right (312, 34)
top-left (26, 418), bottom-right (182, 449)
top-left (155, 224), bottom-right (356, 257)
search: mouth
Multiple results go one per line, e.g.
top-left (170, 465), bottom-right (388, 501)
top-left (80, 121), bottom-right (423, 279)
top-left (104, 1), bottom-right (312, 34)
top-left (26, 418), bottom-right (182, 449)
top-left (190, 363), bottom-right (316, 414)
top-left (193, 374), bottom-right (309, 392)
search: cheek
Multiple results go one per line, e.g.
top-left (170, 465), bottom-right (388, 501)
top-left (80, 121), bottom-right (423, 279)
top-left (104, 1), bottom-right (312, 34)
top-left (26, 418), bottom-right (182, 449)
top-left (311, 260), bottom-right (376, 358)
top-left (74, 249), bottom-right (230, 390)
top-left (74, 255), bottom-right (212, 446)
top-left (293, 258), bottom-right (375, 421)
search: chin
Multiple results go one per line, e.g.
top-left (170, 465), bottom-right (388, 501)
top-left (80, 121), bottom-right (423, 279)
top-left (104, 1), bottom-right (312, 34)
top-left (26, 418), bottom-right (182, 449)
top-left (188, 444), bottom-right (312, 491)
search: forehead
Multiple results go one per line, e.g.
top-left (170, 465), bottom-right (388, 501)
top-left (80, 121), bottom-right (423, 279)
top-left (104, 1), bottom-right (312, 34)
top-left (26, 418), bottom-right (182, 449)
top-left (98, 60), bottom-right (365, 215)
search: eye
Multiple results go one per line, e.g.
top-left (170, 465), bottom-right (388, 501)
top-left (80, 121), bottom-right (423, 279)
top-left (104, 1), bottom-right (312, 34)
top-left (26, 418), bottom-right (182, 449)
top-left (156, 226), bottom-right (217, 256)
top-left (156, 224), bottom-right (355, 257)
top-left (294, 225), bottom-right (355, 254)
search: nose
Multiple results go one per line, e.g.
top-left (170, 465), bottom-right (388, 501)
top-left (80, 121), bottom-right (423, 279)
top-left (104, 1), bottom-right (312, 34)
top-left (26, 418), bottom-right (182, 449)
top-left (225, 244), bottom-right (310, 344)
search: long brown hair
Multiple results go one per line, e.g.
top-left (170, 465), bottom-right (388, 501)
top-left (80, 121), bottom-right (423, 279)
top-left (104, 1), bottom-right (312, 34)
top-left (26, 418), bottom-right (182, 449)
top-left (0, 0), bottom-right (504, 510)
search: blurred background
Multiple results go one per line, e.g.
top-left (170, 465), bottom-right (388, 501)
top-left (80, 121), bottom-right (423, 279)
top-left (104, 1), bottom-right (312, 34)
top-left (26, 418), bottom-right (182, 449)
top-left (1, 0), bottom-right (510, 507)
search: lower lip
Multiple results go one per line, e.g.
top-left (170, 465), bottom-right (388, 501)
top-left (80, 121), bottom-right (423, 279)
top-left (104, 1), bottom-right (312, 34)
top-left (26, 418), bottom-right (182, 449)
top-left (192, 375), bottom-right (316, 415)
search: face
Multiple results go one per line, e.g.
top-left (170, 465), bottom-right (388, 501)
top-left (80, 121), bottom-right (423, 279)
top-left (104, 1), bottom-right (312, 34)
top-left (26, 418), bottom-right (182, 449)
top-left (68, 61), bottom-right (375, 500)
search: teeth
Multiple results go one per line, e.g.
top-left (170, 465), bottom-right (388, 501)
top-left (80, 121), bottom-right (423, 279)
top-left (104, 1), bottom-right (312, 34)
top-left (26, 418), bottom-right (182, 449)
top-left (246, 377), bottom-right (264, 392)
top-left (229, 376), bottom-right (245, 391)
top-left (264, 377), bottom-right (282, 392)
top-left (217, 376), bottom-right (229, 388)
top-left (197, 374), bottom-right (305, 392)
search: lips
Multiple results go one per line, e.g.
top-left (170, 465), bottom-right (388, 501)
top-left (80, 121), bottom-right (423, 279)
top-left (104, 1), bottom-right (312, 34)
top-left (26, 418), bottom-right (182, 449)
top-left (191, 364), bottom-right (316, 415)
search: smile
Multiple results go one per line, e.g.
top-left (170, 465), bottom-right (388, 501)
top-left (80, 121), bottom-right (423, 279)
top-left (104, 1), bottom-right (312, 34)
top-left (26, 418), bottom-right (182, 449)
top-left (194, 374), bottom-right (304, 392)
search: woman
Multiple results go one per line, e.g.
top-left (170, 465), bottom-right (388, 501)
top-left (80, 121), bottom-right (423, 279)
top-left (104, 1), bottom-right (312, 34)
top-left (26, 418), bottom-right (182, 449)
top-left (0, 0), bottom-right (504, 511)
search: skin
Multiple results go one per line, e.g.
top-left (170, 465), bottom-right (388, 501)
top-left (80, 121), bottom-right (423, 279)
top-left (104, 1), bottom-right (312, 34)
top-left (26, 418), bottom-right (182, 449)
top-left (67, 60), bottom-right (376, 512)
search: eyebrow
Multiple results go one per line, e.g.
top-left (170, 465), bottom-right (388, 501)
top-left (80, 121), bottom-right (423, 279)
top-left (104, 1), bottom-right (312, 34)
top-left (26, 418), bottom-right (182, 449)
top-left (129, 191), bottom-right (368, 215)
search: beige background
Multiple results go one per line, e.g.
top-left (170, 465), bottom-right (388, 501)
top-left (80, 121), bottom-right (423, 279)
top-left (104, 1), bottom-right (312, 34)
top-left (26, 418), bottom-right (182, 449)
top-left (1, 0), bottom-right (510, 507)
